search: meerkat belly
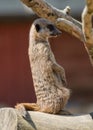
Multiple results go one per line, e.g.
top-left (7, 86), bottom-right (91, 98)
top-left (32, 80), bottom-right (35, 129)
top-left (31, 60), bottom-right (63, 113)
top-left (30, 44), bottom-right (67, 113)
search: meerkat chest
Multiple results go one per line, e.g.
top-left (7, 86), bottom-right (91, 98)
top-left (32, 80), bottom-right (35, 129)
top-left (29, 42), bottom-right (56, 79)
top-left (30, 43), bottom-right (55, 64)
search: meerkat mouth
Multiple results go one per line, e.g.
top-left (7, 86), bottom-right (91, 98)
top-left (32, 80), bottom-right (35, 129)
top-left (50, 33), bottom-right (61, 37)
top-left (50, 30), bottom-right (62, 37)
top-left (54, 35), bottom-right (58, 37)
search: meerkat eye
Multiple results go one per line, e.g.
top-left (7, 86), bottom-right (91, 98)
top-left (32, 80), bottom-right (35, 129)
top-left (47, 24), bottom-right (55, 31)
top-left (35, 24), bottom-right (41, 32)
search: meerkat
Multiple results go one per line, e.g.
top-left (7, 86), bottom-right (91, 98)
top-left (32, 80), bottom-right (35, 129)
top-left (15, 18), bottom-right (70, 114)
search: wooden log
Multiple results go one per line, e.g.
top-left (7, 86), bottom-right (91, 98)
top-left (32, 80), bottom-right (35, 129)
top-left (0, 107), bottom-right (93, 130)
top-left (0, 108), bottom-right (17, 130)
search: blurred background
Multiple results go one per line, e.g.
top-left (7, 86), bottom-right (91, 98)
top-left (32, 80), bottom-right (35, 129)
top-left (0, 0), bottom-right (93, 114)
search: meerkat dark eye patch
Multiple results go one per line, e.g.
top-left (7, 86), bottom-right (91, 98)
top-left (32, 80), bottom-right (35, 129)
top-left (47, 24), bottom-right (55, 31)
top-left (35, 24), bottom-right (41, 32)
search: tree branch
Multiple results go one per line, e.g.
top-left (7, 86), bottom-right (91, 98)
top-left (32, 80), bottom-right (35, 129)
top-left (20, 0), bottom-right (84, 42)
top-left (82, 0), bottom-right (93, 65)
top-left (56, 18), bottom-right (84, 42)
top-left (20, 0), bottom-right (93, 65)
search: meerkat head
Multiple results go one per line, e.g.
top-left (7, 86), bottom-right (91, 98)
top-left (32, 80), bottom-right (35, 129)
top-left (32, 18), bottom-right (62, 40)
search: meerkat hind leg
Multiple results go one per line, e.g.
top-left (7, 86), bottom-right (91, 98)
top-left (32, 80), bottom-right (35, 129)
top-left (15, 103), bottom-right (40, 111)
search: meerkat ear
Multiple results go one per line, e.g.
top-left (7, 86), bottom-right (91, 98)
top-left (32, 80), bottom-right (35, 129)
top-left (35, 24), bottom-right (41, 32)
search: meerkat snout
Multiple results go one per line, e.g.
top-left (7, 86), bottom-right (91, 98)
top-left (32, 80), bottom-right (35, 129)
top-left (48, 24), bottom-right (62, 37)
top-left (33, 18), bottom-right (62, 39)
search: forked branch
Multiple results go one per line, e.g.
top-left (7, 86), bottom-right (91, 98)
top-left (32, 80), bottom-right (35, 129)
top-left (20, 0), bottom-right (84, 42)
top-left (20, 0), bottom-right (93, 65)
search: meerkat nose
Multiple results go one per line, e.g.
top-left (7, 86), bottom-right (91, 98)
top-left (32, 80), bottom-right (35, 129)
top-left (57, 29), bottom-right (62, 35)
top-left (51, 28), bottom-right (62, 37)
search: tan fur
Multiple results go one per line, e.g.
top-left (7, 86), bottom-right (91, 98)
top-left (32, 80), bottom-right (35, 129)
top-left (15, 18), bottom-right (70, 114)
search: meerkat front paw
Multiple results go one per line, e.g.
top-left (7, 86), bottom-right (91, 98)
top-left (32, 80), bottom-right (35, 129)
top-left (58, 109), bottom-right (72, 115)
